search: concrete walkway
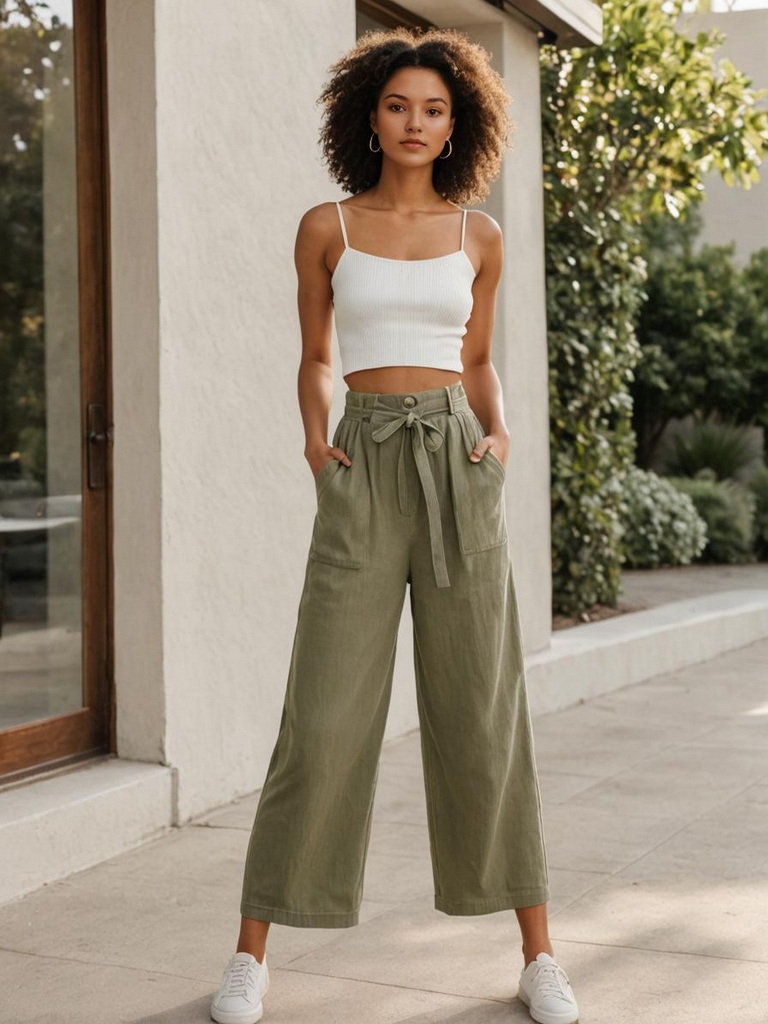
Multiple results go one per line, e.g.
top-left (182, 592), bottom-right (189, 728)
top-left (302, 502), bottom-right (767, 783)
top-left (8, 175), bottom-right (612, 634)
top-left (2, 636), bottom-right (767, 1022)
top-left (620, 562), bottom-right (768, 607)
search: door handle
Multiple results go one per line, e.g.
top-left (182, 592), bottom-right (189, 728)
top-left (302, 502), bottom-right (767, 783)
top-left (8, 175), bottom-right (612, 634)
top-left (86, 403), bottom-right (112, 490)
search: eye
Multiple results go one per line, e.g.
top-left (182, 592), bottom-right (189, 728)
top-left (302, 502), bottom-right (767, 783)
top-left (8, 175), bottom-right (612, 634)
top-left (427, 108), bottom-right (443, 116)
top-left (387, 103), bottom-right (404, 112)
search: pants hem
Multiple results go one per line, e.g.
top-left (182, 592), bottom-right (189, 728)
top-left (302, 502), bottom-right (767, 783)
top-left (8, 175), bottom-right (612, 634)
top-left (240, 901), bottom-right (359, 928)
top-left (434, 887), bottom-right (550, 915)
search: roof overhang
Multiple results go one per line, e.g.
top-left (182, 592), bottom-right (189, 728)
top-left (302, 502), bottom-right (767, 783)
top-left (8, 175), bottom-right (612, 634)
top-left (398, 0), bottom-right (602, 47)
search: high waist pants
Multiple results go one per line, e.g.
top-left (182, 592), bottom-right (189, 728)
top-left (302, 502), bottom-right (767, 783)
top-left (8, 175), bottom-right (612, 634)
top-left (240, 380), bottom-right (550, 927)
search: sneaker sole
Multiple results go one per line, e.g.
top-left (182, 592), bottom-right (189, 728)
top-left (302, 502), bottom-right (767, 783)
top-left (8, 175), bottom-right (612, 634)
top-left (517, 985), bottom-right (579, 1024)
top-left (210, 999), bottom-right (264, 1024)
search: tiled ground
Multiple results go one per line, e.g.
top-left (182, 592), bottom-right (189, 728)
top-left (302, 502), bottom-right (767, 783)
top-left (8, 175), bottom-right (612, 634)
top-left (2, 637), bottom-right (767, 1023)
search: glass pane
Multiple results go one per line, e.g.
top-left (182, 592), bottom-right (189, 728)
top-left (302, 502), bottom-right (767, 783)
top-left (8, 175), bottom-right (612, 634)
top-left (0, 0), bottom-right (82, 730)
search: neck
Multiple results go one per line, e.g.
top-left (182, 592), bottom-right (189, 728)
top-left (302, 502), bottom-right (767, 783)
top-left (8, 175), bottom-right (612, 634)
top-left (368, 160), bottom-right (445, 212)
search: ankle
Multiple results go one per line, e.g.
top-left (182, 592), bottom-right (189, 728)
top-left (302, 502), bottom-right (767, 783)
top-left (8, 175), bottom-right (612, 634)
top-left (522, 942), bottom-right (554, 967)
top-left (236, 946), bottom-right (266, 964)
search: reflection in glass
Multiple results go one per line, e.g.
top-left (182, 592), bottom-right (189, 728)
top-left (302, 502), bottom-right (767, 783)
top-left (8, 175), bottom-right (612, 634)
top-left (0, 0), bottom-right (82, 730)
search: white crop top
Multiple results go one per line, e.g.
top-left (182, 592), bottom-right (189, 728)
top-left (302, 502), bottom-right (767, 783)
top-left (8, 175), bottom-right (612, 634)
top-left (331, 201), bottom-right (476, 376)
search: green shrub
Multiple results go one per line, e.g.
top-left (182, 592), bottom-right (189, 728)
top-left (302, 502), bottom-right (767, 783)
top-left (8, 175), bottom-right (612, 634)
top-left (657, 415), bottom-right (764, 482)
top-left (618, 466), bottom-right (707, 568)
top-left (668, 473), bottom-right (757, 564)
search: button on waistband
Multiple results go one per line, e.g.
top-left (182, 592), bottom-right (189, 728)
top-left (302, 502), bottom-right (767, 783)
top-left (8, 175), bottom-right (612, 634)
top-left (403, 395), bottom-right (416, 407)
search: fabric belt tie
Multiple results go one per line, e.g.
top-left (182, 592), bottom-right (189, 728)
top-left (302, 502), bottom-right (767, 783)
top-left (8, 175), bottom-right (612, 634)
top-left (370, 408), bottom-right (451, 589)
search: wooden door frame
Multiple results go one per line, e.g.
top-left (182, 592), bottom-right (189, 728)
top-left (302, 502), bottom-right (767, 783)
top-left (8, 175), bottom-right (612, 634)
top-left (0, 0), bottom-right (113, 783)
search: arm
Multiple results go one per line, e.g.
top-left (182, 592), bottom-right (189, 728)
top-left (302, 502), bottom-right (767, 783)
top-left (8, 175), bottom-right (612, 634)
top-left (459, 211), bottom-right (510, 467)
top-left (294, 203), bottom-right (352, 478)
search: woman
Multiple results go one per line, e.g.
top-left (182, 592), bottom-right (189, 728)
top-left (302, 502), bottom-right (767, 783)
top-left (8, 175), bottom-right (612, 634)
top-left (211, 26), bottom-right (580, 1024)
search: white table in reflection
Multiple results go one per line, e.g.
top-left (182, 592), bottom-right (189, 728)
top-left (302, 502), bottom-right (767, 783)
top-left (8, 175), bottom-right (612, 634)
top-left (0, 515), bottom-right (81, 638)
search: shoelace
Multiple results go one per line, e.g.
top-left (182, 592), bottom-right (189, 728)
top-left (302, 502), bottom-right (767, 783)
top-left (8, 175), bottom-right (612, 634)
top-left (530, 962), bottom-right (572, 1000)
top-left (223, 959), bottom-right (258, 998)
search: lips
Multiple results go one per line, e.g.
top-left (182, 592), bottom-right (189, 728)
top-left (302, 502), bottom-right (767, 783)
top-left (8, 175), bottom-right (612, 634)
top-left (400, 140), bottom-right (425, 146)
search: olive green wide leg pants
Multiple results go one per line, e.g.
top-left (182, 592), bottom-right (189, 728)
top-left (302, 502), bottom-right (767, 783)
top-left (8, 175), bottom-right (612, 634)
top-left (240, 380), bottom-right (550, 927)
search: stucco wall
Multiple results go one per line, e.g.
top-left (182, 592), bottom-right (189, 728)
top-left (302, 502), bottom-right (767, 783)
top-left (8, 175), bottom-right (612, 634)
top-left (108, 0), bottom-right (165, 767)
top-left (467, 18), bottom-right (554, 657)
top-left (109, 0), bottom-right (562, 823)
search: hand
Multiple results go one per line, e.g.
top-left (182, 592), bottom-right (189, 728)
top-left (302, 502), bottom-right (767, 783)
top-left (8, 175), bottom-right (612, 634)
top-left (469, 430), bottom-right (509, 468)
top-left (307, 444), bottom-right (352, 480)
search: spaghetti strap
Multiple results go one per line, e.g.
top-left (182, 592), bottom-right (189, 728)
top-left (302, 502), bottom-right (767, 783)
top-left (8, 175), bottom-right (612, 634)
top-left (460, 208), bottom-right (468, 251)
top-left (335, 201), bottom-right (349, 249)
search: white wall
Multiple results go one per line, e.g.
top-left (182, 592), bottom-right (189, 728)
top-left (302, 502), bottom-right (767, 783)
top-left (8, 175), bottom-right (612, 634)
top-left (110, 0), bottom-right (355, 822)
top-left (467, 18), bottom-right (554, 656)
top-left (108, 0), bottom-right (166, 768)
top-left (109, 0), bottom-right (565, 823)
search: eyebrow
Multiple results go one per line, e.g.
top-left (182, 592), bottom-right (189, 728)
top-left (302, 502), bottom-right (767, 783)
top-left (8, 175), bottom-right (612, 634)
top-left (382, 93), bottom-right (448, 104)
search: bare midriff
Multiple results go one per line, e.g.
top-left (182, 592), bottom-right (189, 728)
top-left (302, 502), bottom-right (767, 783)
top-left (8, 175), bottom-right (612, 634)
top-left (343, 366), bottom-right (462, 394)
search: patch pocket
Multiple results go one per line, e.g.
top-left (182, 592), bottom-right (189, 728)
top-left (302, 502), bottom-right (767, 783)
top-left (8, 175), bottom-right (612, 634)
top-left (309, 417), bottom-right (368, 570)
top-left (314, 457), bottom-right (340, 500)
top-left (450, 411), bottom-right (508, 555)
top-left (483, 447), bottom-right (507, 480)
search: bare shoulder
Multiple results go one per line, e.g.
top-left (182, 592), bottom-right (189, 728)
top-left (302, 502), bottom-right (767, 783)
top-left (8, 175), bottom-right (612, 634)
top-left (294, 202), bottom-right (343, 273)
top-left (467, 209), bottom-right (503, 246)
top-left (296, 201), bottom-right (341, 241)
top-left (464, 210), bottom-right (502, 278)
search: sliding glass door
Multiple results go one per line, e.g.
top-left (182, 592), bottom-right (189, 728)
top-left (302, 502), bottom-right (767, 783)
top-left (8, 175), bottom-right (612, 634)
top-left (0, 0), bottom-right (111, 781)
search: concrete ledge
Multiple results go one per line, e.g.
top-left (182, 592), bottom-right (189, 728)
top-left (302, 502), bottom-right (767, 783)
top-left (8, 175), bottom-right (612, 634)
top-left (0, 757), bottom-right (173, 907)
top-left (527, 588), bottom-right (768, 716)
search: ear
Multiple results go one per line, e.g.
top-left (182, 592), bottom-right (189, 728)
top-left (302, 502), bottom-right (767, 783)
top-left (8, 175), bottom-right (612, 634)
top-left (369, 111), bottom-right (378, 133)
top-left (446, 114), bottom-right (456, 140)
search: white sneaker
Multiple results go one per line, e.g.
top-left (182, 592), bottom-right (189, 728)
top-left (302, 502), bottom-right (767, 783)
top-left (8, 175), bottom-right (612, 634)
top-left (517, 951), bottom-right (579, 1024)
top-left (210, 951), bottom-right (270, 1024)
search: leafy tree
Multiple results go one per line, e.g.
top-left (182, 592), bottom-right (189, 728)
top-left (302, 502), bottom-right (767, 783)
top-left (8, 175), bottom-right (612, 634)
top-left (541, 0), bottom-right (768, 615)
top-left (632, 205), bottom-right (768, 464)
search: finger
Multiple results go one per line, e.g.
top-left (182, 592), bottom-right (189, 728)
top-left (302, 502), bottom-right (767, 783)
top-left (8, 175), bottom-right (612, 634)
top-left (469, 440), bottom-right (490, 462)
top-left (331, 446), bottom-right (352, 467)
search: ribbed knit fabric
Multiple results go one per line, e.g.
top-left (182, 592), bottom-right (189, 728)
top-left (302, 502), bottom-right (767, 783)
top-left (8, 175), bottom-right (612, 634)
top-left (331, 201), bottom-right (476, 376)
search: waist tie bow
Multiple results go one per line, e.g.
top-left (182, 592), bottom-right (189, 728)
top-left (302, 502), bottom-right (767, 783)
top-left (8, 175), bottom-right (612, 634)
top-left (370, 408), bottom-right (451, 589)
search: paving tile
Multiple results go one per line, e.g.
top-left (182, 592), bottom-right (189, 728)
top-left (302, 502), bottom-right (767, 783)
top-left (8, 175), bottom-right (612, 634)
top-left (278, 905), bottom-right (768, 1023)
top-left (363, 819), bottom-right (435, 905)
top-left (533, 698), bottom-right (719, 744)
top-left (541, 802), bottom-right (684, 874)
top-left (193, 792), bottom-right (259, 829)
top-left (677, 715), bottom-right (768, 751)
top-left (0, 948), bottom-right (212, 1024)
top-left (543, 938), bottom-right (768, 1024)
top-left (550, 781), bottom-right (768, 961)
top-left (546, 866), bottom-right (612, 917)
top-left (530, 727), bottom-right (674, 778)
top-left (280, 893), bottom-right (531, 1002)
top-left (559, 743), bottom-right (768, 821)
top-left (537, 768), bottom-right (611, 804)
top-left (243, 968), bottom-right (520, 1024)
top-left (378, 728), bottom-right (423, 768)
top-left (0, 826), bottom-right (394, 977)
top-left (369, 757), bottom-right (430, 826)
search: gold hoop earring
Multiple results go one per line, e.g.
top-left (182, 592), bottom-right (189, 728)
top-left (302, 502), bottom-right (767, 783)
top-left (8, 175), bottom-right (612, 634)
top-left (369, 132), bottom-right (381, 153)
top-left (439, 138), bottom-right (453, 160)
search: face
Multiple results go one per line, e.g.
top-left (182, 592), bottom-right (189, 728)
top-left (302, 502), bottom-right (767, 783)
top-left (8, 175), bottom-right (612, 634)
top-left (370, 66), bottom-right (455, 164)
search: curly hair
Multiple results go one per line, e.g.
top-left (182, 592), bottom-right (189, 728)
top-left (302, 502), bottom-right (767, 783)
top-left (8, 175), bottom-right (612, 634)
top-left (317, 27), bottom-right (515, 206)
